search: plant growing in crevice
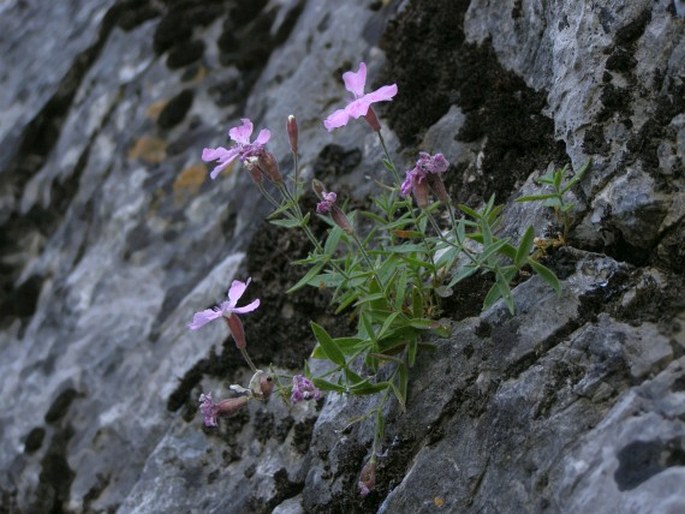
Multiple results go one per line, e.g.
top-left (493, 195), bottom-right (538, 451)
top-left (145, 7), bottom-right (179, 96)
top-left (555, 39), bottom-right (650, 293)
top-left (516, 160), bottom-right (591, 242)
top-left (187, 61), bottom-right (562, 496)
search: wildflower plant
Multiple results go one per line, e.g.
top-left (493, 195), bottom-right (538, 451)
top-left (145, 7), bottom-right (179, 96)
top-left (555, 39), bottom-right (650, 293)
top-left (515, 160), bottom-right (591, 241)
top-left (188, 61), bottom-right (563, 493)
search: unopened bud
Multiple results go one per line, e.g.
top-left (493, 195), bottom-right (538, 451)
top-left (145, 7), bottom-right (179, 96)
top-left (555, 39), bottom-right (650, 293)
top-left (259, 374), bottom-right (274, 398)
top-left (216, 396), bottom-right (249, 417)
top-left (286, 115), bottom-right (298, 154)
top-left (258, 151), bottom-right (283, 184)
top-left (248, 370), bottom-right (274, 400)
top-left (311, 179), bottom-right (326, 199)
top-left (244, 158), bottom-right (264, 185)
top-left (225, 314), bottom-right (247, 349)
top-left (358, 459), bottom-right (377, 497)
top-left (331, 204), bottom-right (353, 234)
top-left (427, 173), bottom-right (450, 205)
top-left (412, 176), bottom-right (430, 209)
top-left (364, 107), bottom-right (381, 132)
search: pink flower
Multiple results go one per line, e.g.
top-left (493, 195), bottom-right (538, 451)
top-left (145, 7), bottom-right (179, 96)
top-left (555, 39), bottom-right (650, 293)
top-left (323, 62), bottom-right (398, 132)
top-left (415, 152), bottom-right (448, 174)
top-left (290, 375), bottom-right (322, 404)
top-left (401, 152), bottom-right (450, 207)
top-left (188, 278), bottom-right (260, 348)
top-left (202, 119), bottom-right (271, 179)
top-left (316, 191), bottom-right (337, 214)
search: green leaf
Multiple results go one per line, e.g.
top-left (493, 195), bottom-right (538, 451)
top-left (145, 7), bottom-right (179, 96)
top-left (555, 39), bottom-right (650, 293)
top-left (286, 260), bottom-right (327, 294)
top-left (478, 238), bottom-right (510, 265)
top-left (528, 258), bottom-right (562, 295)
top-left (394, 269), bottom-right (409, 310)
top-left (448, 264), bottom-right (478, 287)
top-left (407, 337), bottom-right (418, 367)
top-left (310, 322), bottom-right (346, 367)
top-left (515, 226), bottom-right (535, 268)
top-left (359, 210), bottom-right (387, 225)
top-left (482, 282), bottom-right (503, 311)
top-left (392, 363), bottom-right (408, 411)
top-left (384, 244), bottom-right (429, 253)
top-left (269, 218), bottom-right (303, 228)
top-left (312, 378), bottom-right (346, 393)
top-left (536, 169), bottom-right (557, 186)
top-left (408, 318), bottom-right (443, 331)
top-left (324, 225), bottom-right (344, 256)
top-left (344, 368), bottom-right (366, 385)
top-left (334, 290), bottom-right (361, 314)
top-left (354, 292), bottom-right (388, 306)
top-left (515, 193), bottom-right (559, 203)
top-left (562, 160), bottom-right (591, 192)
top-left (350, 380), bottom-right (390, 395)
top-left (498, 242), bottom-right (518, 261)
top-left (378, 311), bottom-right (402, 339)
top-left (412, 286), bottom-right (424, 318)
top-left (553, 168), bottom-right (563, 191)
top-left (458, 203), bottom-right (480, 220)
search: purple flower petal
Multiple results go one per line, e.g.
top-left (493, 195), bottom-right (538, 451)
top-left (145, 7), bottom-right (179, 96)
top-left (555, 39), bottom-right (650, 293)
top-left (400, 172), bottom-right (414, 196)
top-left (342, 62), bottom-right (367, 98)
top-left (254, 128), bottom-right (271, 146)
top-left (227, 278), bottom-right (251, 306)
top-left (229, 118), bottom-right (254, 144)
top-left (347, 95), bottom-right (376, 119)
top-left (203, 146), bottom-right (240, 180)
top-left (363, 83), bottom-right (398, 103)
top-left (291, 375), bottom-right (321, 404)
top-left (231, 298), bottom-right (260, 315)
top-left (201, 146), bottom-right (230, 161)
top-left (323, 108), bottom-right (351, 132)
top-left (199, 393), bottom-right (218, 427)
top-left (188, 307), bottom-right (224, 330)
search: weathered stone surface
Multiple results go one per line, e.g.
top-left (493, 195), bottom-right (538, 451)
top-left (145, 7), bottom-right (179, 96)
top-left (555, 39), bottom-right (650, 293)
top-left (0, 0), bottom-right (683, 513)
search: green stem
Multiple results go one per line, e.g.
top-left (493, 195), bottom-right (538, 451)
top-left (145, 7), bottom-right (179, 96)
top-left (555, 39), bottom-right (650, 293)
top-left (351, 231), bottom-right (383, 288)
top-left (377, 133), bottom-right (439, 285)
top-left (240, 347), bottom-right (257, 373)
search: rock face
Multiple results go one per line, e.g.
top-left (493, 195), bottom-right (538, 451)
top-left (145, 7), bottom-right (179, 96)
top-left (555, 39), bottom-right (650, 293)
top-left (0, 0), bottom-right (683, 513)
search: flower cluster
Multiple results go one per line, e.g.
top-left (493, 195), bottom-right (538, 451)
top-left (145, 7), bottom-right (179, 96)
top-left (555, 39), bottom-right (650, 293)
top-left (312, 179), bottom-right (353, 234)
top-left (315, 191), bottom-right (337, 214)
top-left (290, 375), bottom-right (322, 404)
top-left (401, 152), bottom-right (451, 207)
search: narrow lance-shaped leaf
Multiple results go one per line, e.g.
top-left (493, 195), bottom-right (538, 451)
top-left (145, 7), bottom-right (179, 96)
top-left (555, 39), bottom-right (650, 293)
top-left (310, 322), bottom-right (346, 367)
top-left (528, 257), bottom-right (562, 295)
top-left (515, 226), bottom-right (535, 268)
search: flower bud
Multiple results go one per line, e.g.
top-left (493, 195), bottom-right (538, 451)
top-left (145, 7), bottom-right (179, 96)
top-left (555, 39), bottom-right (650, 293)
top-left (258, 151), bottom-right (283, 184)
top-left (364, 107), bottom-right (381, 132)
top-left (311, 178), bottom-right (326, 199)
top-left (286, 115), bottom-right (298, 154)
top-left (358, 459), bottom-right (377, 496)
top-left (412, 175), bottom-right (430, 209)
top-left (216, 396), bottom-right (249, 417)
top-left (225, 314), bottom-right (247, 349)
top-left (427, 173), bottom-right (450, 205)
top-left (248, 370), bottom-right (274, 400)
top-left (244, 158), bottom-right (264, 185)
top-left (199, 392), bottom-right (248, 427)
top-left (259, 374), bottom-right (274, 399)
top-left (331, 205), bottom-right (353, 234)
